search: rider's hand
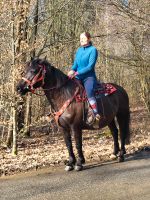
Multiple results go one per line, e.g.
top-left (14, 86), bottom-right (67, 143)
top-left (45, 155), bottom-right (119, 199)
top-left (68, 70), bottom-right (75, 76)
top-left (68, 70), bottom-right (78, 79)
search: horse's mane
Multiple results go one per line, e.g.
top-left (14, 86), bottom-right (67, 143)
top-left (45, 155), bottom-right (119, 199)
top-left (36, 58), bottom-right (74, 99)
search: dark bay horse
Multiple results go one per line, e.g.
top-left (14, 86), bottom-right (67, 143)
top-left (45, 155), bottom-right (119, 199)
top-left (17, 58), bottom-right (130, 171)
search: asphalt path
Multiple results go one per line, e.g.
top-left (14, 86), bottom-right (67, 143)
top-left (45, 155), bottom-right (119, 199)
top-left (0, 151), bottom-right (150, 200)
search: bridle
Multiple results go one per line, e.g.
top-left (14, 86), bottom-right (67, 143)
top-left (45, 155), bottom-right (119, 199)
top-left (22, 64), bottom-right (46, 93)
top-left (22, 64), bottom-right (70, 94)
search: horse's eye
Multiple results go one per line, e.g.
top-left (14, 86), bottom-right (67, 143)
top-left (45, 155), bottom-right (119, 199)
top-left (30, 69), bottom-right (36, 73)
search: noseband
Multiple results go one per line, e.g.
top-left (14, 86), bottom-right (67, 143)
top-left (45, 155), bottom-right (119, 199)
top-left (22, 64), bottom-right (46, 93)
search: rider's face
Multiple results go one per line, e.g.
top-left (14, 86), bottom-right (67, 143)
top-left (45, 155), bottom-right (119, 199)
top-left (80, 34), bottom-right (91, 46)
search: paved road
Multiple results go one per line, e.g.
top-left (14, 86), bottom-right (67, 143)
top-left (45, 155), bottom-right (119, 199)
top-left (0, 151), bottom-right (150, 200)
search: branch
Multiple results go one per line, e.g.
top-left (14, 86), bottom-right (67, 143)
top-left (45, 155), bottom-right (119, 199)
top-left (37, 0), bottom-right (72, 56)
top-left (108, 1), bottom-right (150, 26)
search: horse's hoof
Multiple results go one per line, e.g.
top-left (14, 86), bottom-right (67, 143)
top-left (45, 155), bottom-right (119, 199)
top-left (110, 154), bottom-right (117, 160)
top-left (75, 165), bottom-right (83, 171)
top-left (118, 156), bottom-right (125, 162)
top-left (65, 165), bottom-right (74, 171)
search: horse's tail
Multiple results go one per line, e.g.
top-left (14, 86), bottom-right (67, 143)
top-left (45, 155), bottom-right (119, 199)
top-left (125, 109), bottom-right (131, 145)
top-left (116, 85), bottom-right (131, 145)
top-left (117, 109), bottom-right (131, 145)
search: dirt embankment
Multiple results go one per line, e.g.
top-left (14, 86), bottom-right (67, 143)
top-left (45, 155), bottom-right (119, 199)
top-left (0, 106), bottom-right (150, 177)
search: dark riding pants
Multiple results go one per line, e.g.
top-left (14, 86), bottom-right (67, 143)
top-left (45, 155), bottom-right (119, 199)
top-left (82, 77), bottom-right (97, 98)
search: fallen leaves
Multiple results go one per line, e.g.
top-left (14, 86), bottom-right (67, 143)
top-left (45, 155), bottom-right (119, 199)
top-left (0, 106), bottom-right (150, 177)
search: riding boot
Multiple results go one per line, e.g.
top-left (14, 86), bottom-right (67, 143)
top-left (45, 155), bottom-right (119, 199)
top-left (94, 113), bottom-right (101, 128)
top-left (88, 97), bottom-right (101, 128)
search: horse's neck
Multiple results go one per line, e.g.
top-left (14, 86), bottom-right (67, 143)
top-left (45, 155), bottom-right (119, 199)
top-left (44, 89), bottom-right (66, 111)
top-left (44, 66), bottom-right (68, 87)
top-left (44, 67), bottom-right (72, 111)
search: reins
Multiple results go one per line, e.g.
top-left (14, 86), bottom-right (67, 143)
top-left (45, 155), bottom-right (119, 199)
top-left (27, 78), bottom-right (70, 97)
top-left (22, 64), bottom-right (70, 95)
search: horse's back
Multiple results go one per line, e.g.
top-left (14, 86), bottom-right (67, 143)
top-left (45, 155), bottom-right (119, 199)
top-left (110, 83), bottom-right (129, 112)
top-left (97, 83), bottom-right (129, 119)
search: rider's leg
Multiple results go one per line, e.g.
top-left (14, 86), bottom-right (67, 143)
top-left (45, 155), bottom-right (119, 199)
top-left (83, 77), bottom-right (100, 119)
top-left (88, 96), bottom-right (99, 115)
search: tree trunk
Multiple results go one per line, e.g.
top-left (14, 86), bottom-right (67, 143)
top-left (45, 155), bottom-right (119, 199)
top-left (23, 94), bottom-right (32, 137)
top-left (23, 0), bottom-right (39, 137)
top-left (6, 119), bottom-right (13, 148)
top-left (12, 105), bottom-right (18, 156)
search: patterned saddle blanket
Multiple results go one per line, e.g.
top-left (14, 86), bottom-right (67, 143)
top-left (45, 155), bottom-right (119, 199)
top-left (94, 83), bottom-right (117, 97)
top-left (75, 82), bottom-right (117, 102)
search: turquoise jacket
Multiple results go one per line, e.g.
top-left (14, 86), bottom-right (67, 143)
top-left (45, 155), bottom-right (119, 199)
top-left (71, 44), bottom-right (98, 80)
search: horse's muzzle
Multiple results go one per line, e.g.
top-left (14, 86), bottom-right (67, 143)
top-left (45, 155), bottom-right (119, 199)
top-left (16, 85), bottom-right (29, 95)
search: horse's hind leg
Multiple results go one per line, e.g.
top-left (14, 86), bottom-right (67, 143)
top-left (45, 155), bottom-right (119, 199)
top-left (116, 114), bottom-right (128, 162)
top-left (72, 127), bottom-right (85, 171)
top-left (108, 119), bottom-right (120, 156)
top-left (62, 127), bottom-right (76, 171)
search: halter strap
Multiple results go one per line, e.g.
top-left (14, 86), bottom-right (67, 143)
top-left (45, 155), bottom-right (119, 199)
top-left (22, 65), bottom-right (46, 93)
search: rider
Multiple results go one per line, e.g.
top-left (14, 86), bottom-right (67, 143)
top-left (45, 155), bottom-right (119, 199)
top-left (68, 32), bottom-right (101, 123)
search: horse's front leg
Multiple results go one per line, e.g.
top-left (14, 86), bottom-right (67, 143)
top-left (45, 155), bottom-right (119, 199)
top-left (62, 127), bottom-right (76, 171)
top-left (71, 127), bottom-right (85, 171)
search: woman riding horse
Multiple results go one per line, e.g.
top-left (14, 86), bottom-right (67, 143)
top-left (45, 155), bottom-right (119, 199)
top-left (17, 58), bottom-right (130, 171)
top-left (68, 32), bottom-right (100, 125)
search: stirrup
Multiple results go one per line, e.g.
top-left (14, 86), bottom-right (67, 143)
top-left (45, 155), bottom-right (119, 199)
top-left (93, 114), bottom-right (101, 128)
top-left (87, 114), bottom-right (95, 125)
top-left (95, 114), bottom-right (101, 120)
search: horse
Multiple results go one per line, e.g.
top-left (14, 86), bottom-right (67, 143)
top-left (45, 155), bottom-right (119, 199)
top-left (17, 57), bottom-right (130, 171)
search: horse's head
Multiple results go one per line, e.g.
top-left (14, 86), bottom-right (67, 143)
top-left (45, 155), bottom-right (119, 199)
top-left (16, 58), bottom-right (47, 95)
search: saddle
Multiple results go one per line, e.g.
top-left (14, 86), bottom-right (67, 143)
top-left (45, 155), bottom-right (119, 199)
top-left (75, 81), bottom-right (117, 103)
top-left (74, 80), bottom-right (117, 128)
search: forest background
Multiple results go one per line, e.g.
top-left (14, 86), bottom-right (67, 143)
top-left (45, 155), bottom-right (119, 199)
top-left (0, 0), bottom-right (149, 175)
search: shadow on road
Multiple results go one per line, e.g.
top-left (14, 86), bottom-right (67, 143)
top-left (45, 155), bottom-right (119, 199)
top-left (83, 148), bottom-right (150, 171)
top-left (126, 148), bottom-right (150, 161)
